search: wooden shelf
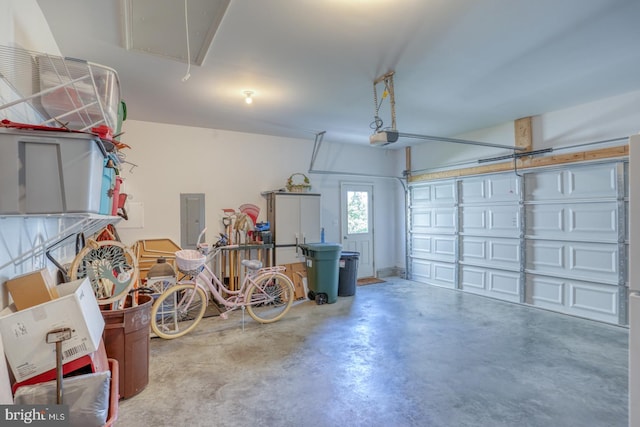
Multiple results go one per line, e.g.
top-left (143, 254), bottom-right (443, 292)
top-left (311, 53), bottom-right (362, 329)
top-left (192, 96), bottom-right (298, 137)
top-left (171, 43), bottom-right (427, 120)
top-left (209, 244), bottom-right (274, 291)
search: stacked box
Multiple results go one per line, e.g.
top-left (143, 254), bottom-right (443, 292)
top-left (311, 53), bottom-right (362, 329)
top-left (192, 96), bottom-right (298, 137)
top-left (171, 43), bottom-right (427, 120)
top-left (282, 262), bottom-right (308, 300)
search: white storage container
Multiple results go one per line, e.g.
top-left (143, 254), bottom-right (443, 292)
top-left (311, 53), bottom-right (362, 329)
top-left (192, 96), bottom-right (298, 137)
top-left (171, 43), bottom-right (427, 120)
top-left (37, 56), bottom-right (120, 131)
top-left (0, 277), bottom-right (105, 382)
top-left (0, 128), bottom-right (106, 214)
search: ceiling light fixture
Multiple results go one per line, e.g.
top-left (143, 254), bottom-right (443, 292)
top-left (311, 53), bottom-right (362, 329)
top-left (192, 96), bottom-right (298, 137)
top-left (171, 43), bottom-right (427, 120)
top-left (244, 91), bottom-right (254, 104)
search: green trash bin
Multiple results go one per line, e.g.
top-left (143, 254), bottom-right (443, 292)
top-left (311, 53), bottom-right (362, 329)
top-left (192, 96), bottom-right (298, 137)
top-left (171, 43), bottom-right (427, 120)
top-left (299, 243), bottom-right (342, 304)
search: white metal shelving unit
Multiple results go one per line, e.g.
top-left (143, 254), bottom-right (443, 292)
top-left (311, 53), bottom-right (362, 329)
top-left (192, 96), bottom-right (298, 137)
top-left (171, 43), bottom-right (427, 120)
top-left (0, 214), bottom-right (121, 278)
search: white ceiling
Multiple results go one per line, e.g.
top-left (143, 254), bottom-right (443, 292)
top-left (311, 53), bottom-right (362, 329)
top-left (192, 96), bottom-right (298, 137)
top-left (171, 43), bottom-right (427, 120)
top-left (36, 0), bottom-right (640, 148)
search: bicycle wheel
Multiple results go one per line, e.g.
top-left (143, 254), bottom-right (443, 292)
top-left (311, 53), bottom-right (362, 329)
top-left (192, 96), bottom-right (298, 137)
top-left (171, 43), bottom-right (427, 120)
top-left (246, 272), bottom-right (295, 323)
top-left (150, 282), bottom-right (207, 339)
top-left (69, 239), bottom-right (138, 306)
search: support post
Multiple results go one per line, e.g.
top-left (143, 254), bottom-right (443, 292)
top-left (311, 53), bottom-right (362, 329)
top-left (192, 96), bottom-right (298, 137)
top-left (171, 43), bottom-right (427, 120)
top-left (514, 117), bottom-right (533, 152)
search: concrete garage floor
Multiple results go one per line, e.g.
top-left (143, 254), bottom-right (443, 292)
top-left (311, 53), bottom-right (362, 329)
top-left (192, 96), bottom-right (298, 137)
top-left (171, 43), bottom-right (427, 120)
top-left (117, 277), bottom-right (628, 427)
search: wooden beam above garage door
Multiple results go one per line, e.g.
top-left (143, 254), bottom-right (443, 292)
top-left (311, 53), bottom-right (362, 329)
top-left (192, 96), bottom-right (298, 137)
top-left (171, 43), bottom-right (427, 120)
top-left (409, 144), bottom-right (628, 182)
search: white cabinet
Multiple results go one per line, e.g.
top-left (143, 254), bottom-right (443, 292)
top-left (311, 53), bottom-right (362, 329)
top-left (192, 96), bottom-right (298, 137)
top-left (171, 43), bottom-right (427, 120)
top-left (265, 192), bottom-right (321, 264)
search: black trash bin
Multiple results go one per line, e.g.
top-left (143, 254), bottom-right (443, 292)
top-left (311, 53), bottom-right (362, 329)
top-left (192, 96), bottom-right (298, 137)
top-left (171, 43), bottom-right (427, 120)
top-left (338, 251), bottom-right (360, 296)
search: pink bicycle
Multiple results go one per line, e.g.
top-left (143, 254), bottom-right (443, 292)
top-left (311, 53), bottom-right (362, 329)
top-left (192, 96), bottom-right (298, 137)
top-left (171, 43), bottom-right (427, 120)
top-left (150, 230), bottom-right (295, 339)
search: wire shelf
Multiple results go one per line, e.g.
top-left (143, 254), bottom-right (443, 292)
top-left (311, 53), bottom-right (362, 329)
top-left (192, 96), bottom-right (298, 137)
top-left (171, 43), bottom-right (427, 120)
top-left (0, 45), bottom-right (120, 132)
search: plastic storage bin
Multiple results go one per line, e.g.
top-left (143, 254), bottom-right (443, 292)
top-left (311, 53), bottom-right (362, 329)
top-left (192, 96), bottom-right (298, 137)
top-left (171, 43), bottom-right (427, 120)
top-left (338, 251), bottom-right (360, 297)
top-left (99, 157), bottom-right (115, 215)
top-left (101, 294), bottom-right (152, 399)
top-left (38, 55), bottom-right (121, 132)
top-left (299, 243), bottom-right (342, 304)
top-left (0, 128), bottom-right (106, 214)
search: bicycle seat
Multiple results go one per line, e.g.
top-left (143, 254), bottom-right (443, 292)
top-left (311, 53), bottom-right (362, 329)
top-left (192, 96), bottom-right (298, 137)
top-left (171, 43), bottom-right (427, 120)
top-left (242, 259), bottom-right (262, 270)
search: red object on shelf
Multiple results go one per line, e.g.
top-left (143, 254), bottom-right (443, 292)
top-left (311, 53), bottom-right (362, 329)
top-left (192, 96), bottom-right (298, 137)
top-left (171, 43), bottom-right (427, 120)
top-left (91, 125), bottom-right (114, 141)
top-left (11, 339), bottom-right (109, 394)
top-left (110, 176), bottom-right (122, 217)
top-left (0, 118), bottom-right (72, 132)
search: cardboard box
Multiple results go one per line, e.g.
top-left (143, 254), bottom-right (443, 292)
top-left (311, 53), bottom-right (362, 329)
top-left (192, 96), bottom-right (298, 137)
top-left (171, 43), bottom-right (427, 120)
top-left (4, 268), bottom-right (59, 311)
top-left (283, 262), bottom-right (308, 300)
top-left (0, 277), bottom-right (105, 382)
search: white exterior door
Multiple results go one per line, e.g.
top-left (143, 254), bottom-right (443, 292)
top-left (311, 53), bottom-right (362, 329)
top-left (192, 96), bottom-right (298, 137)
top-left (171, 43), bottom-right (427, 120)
top-left (341, 183), bottom-right (374, 278)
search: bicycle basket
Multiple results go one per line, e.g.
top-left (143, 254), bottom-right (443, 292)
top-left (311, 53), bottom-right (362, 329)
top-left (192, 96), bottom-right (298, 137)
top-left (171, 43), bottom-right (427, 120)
top-left (175, 249), bottom-right (206, 274)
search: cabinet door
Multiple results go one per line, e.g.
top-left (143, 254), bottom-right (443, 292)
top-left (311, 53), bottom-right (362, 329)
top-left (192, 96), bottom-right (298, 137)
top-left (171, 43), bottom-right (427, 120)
top-left (274, 195), bottom-right (301, 245)
top-left (300, 195), bottom-right (321, 244)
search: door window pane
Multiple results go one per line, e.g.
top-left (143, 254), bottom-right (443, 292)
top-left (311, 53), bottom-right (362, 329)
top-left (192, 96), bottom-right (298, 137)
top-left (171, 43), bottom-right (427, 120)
top-left (347, 191), bottom-right (368, 234)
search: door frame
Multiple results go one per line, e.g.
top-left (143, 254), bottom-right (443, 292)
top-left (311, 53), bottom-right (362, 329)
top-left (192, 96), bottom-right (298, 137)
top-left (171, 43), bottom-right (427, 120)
top-left (340, 181), bottom-right (375, 278)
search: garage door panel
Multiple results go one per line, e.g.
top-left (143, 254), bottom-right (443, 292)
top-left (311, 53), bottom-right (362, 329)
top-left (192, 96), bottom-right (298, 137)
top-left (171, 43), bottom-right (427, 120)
top-left (460, 266), bottom-right (520, 302)
top-left (460, 237), bottom-right (485, 261)
top-left (411, 235), bottom-right (432, 256)
top-left (525, 274), bottom-right (619, 323)
top-left (433, 182), bottom-right (456, 203)
top-left (525, 275), bottom-right (564, 306)
top-left (489, 208), bottom-right (520, 234)
top-left (460, 179), bottom-right (485, 203)
top-left (461, 207), bottom-right (485, 231)
top-left (525, 170), bottom-right (563, 200)
top-left (434, 209), bottom-right (456, 230)
top-left (460, 266), bottom-right (485, 290)
top-left (489, 271), bottom-right (520, 298)
top-left (526, 206), bottom-right (564, 235)
top-left (410, 208), bottom-right (431, 233)
top-left (410, 234), bottom-right (456, 262)
top-left (490, 239), bottom-right (520, 264)
top-left (570, 282), bottom-right (617, 315)
top-left (568, 245), bottom-right (617, 276)
top-left (434, 236), bottom-right (455, 258)
top-left (460, 174), bottom-right (519, 204)
top-left (527, 241), bottom-right (564, 269)
top-left (526, 164), bottom-right (618, 201)
top-left (460, 236), bottom-right (519, 270)
top-left (566, 165), bottom-right (617, 198)
top-left (526, 240), bottom-right (618, 283)
top-left (461, 205), bottom-right (519, 237)
top-left (411, 181), bottom-right (456, 206)
top-left (412, 207), bottom-right (456, 234)
top-left (410, 258), bottom-right (431, 282)
top-left (411, 185), bottom-right (431, 205)
top-left (433, 263), bottom-right (455, 287)
top-left (526, 203), bottom-right (618, 241)
top-left (487, 175), bottom-right (520, 202)
top-left (411, 258), bottom-right (456, 289)
top-left (567, 205), bottom-right (616, 235)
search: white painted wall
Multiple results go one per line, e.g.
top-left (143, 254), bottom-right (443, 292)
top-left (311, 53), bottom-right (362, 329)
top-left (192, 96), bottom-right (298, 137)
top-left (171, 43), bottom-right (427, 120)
top-left (116, 120), bottom-right (404, 274)
top-left (410, 89), bottom-right (640, 173)
top-left (0, 0), bottom-right (60, 54)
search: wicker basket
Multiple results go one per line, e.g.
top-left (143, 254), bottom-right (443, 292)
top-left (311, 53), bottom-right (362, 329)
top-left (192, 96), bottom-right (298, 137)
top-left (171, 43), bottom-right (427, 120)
top-left (175, 249), bottom-right (206, 275)
top-left (286, 173), bottom-right (311, 193)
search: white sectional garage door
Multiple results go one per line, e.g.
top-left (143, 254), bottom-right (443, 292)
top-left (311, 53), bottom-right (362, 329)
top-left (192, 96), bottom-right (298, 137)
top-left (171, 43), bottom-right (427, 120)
top-left (408, 161), bottom-right (627, 325)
